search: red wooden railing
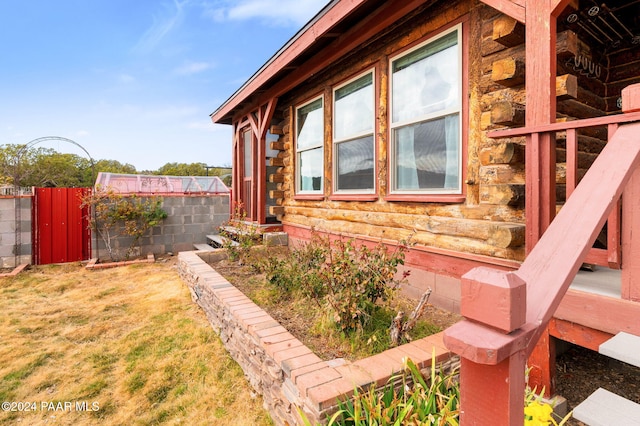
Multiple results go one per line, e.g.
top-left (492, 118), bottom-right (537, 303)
top-left (443, 85), bottom-right (640, 424)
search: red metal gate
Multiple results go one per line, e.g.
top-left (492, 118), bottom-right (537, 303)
top-left (32, 188), bottom-right (92, 265)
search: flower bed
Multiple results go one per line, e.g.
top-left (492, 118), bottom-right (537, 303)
top-left (177, 250), bottom-right (455, 425)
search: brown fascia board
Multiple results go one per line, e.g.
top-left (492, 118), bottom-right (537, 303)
top-left (210, 0), bottom-right (369, 124)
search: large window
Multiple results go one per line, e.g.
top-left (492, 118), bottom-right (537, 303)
top-left (296, 97), bottom-right (324, 194)
top-left (390, 26), bottom-right (462, 194)
top-left (333, 71), bottom-right (375, 193)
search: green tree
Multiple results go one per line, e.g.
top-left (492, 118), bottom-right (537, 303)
top-left (29, 151), bottom-right (91, 187)
top-left (154, 162), bottom-right (208, 176)
top-left (81, 159), bottom-right (138, 186)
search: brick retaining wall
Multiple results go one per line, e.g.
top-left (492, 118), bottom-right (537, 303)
top-left (177, 250), bottom-right (454, 425)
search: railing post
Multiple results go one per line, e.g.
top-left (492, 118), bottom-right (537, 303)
top-left (460, 352), bottom-right (527, 425)
top-left (446, 267), bottom-right (528, 425)
top-left (621, 83), bottom-right (640, 300)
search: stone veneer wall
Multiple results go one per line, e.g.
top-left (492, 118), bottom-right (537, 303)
top-left (177, 250), bottom-right (454, 425)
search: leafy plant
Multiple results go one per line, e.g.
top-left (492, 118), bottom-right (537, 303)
top-left (262, 232), bottom-right (328, 299)
top-left (81, 187), bottom-right (168, 261)
top-left (524, 368), bottom-right (572, 426)
top-left (320, 238), bottom-right (409, 331)
top-left (219, 204), bottom-right (260, 264)
top-left (299, 354), bottom-right (459, 426)
top-left (258, 232), bottom-right (409, 331)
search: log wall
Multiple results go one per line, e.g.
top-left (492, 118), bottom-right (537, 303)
top-left (261, 0), bottom-right (636, 271)
top-left (266, 1), bottom-right (526, 269)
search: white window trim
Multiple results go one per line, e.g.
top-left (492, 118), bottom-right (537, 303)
top-left (295, 95), bottom-right (324, 195)
top-left (388, 23), bottom-right (463, 196)
top-left (332, 69), bottom-right (376, 194)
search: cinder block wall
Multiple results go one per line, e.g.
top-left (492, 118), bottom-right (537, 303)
top-left (92, 194), bottom-right (229, 259)
top-left (0, 197), bottom-right (32, 268)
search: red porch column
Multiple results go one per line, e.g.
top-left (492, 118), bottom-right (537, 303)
top-left (460, 353), bottom-right (527, 425)
top-left (523, 0), bottom-right (573, 396)
top-left (621, 84), bottom-right (640, 301)
top-left (445, 267), bottom-right (529, 425)
top-left (526, 328), bottom-right (556, 397)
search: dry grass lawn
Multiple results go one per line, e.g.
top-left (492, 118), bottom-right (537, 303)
top-left (0, 259), bottom-right (272, 426)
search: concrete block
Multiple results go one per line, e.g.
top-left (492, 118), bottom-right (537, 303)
top-left (193, 214), bottom-right (213, 224)
top-left (435, 274), bottom-right (461, 302)
top-left (263, 232), bottom-right (288, 246)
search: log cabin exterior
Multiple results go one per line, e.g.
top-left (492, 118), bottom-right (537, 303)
top-left (211, 0), bottom-right (640, 423)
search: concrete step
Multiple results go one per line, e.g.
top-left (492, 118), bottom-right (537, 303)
top-left (573, 388), bottom-right (640, 426)
top-left (219, 225), bottom-right (260, 237)
top-left (193, 243), bottom-right (214, 251)
top-left (599, 332), bottom-right (640, 368)
top-left (206, 234), bottom-right (238, 248)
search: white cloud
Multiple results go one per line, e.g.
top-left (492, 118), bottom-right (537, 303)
top-left (205, 0), bottom-right (328, 27)
top-left (133, 0), bottom-right (188, 53)
top-left (75, 130), bottom-right (90, 137)
top-left (174, 61), bottom-right (214, 75)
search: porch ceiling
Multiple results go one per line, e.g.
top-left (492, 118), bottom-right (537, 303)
top-left (561, 1), bottom-right (640, 56)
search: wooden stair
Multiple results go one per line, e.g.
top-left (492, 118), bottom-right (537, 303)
top-left (573, 332), bottom-right (640, 425)
top-left (599, 332), bottom-right (640, 368)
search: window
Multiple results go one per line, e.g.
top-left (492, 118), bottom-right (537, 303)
top-left (389, 26), bottom-right (462, 195)
top-left (333, 71), bottom-right (375, 193)
top-left (296, 97), bottom-right (324, 194)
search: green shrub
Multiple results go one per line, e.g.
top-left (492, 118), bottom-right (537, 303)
top-left (262, 233), bottom-right (328, 299)
top-left (258, 233), bottom-right (409, 331)
top-left (320, 238), bottom-right (408, 331)
top-left (81, 188), bottom-right (168, 261)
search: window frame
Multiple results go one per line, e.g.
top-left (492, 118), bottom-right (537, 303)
top-left (331, 68), bottom-right (377, 200)
top-left (294, 95), bottom-right (325, 198)
top-left (386, 22), bottom-right (466, 203)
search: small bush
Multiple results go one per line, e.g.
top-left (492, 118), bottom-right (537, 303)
top-left (257, 232), bottom-right (409, 331)
top-left (81, 187), bottom-right (167, 261)
top-left (262, 233), bottom-right (328, 299)
top-left (219, 205), bottom-right (261, 263)
top-left (320, 238), bottom-right (408, 331)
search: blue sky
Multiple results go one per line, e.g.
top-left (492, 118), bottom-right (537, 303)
top-left (0, 0), bottom-right (328, 171)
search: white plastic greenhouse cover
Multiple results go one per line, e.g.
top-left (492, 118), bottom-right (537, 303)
top-left (94, 172), bottom-right (230, 194)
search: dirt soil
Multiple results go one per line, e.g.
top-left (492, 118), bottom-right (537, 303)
top-left (556, 344), bottom-right (640, 425)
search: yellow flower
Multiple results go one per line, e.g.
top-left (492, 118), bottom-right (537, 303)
top-left (524, 401), bottom-right (554, 425)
